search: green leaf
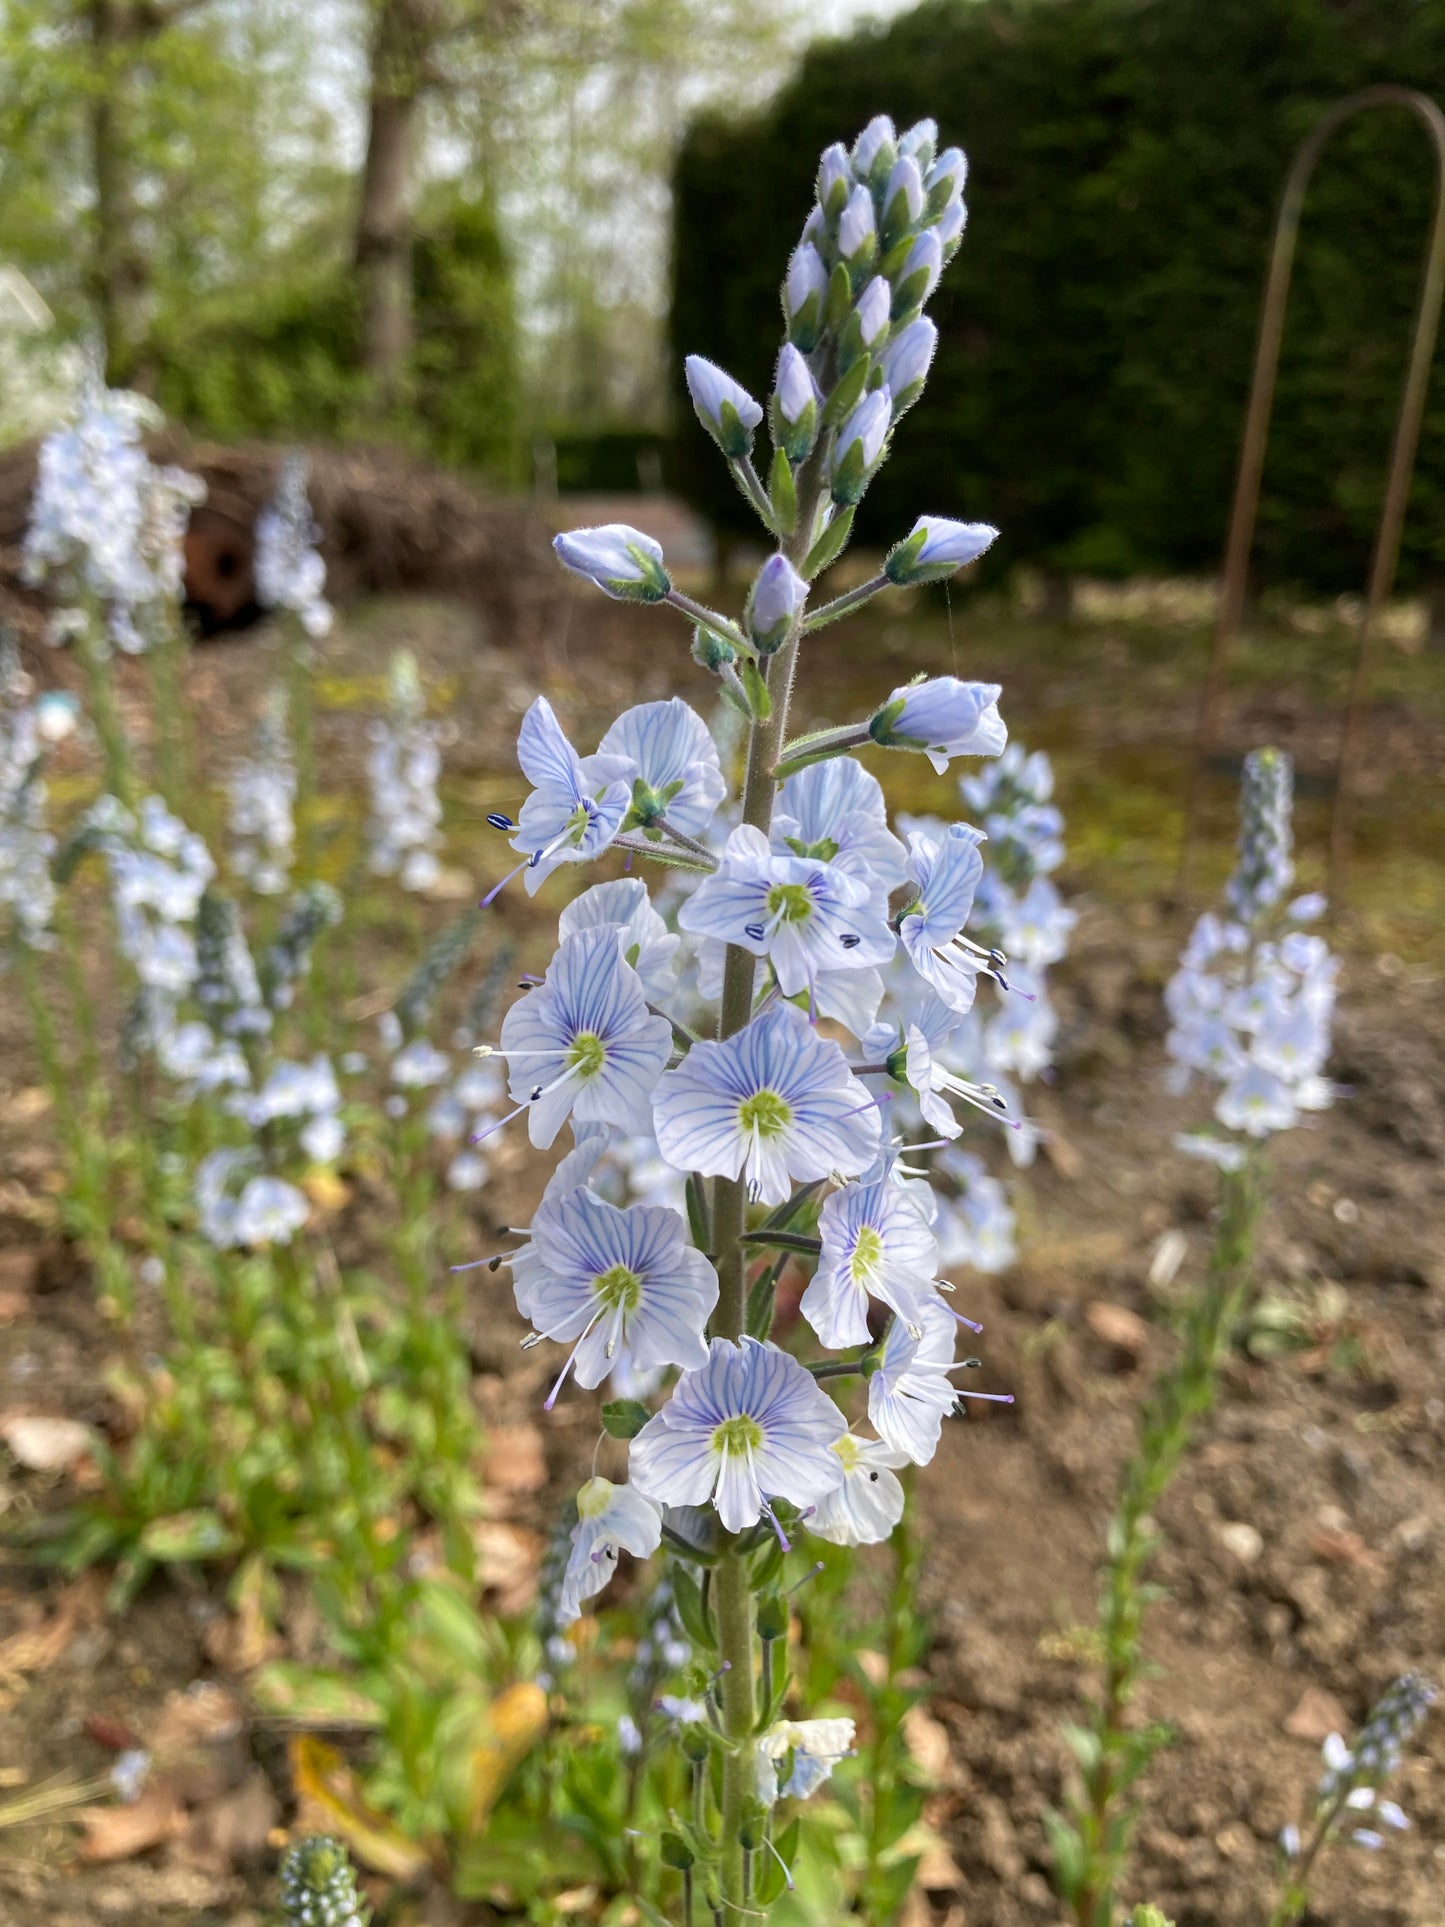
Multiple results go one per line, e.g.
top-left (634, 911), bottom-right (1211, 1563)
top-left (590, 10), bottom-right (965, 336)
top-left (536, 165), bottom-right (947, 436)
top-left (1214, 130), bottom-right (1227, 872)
top-left (745, 1264), bottom-right (777, 1340)
top-left (1041, 1806), bottom-right (1086, 1900)
top-left (769, 446), bottom-right (798, 535)
top-left (1060, 1720), bottom-right (1102, 1773)
top-left (660, 1829), bottom-right (694, 1871)
top-left (138, 1508), bottom-right (239, 1563)
top-left (601, 1399), bottom-right (651, 1440)
top-left (820, 354), bottom-right (868, 428)
top-left (670, 1565), bottom-right (716, 1651)
top-left (803, 505), bottom-right (855, 578)
top-left (740, 657), bottom-right (771, 720)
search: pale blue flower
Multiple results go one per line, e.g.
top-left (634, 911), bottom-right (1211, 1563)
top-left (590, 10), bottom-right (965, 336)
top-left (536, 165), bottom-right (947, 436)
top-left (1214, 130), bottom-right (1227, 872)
top-left (654, 1004), bottom-right (882, 1205)
top-left (774, 344), bottom-right (819, 426)
top-left (933, 1146), bottom-right (1018, 1272)
top-left (982, 966), bottom-right (1055, 1079)
top-left (774, 756), bottom-right (906, 890)
top-left (898, 824), bottom-right (989, 1012)
top-left (801, 1174), bottom-right (939, 1347)
top-left (999, 876), bottom-right (1076, 970)
top-left (927, 146), bottom-right (968, 205)
top-left (786, 243), bottom-right (829, 335)
top-left (495, 927), bottom-right (673, 1149)
top-left (1173, 1132), bottom-right (1247, 1174)
top-left (596, 696), bottom-right (727, 838)
top-left (231, 1175), bottom-right (310, 1248)
top-left (756, 1716), bottom-right (856, 1805)
top-left (806, 1435), bottom-right (909, 1546)
top-left (884, 516), bottom-right (999, 587)
top-left (1215, 1064), bottom-right (1297, 1137)
top-left (894, 229), bottom-right (943, 313)
top-left (816, 143), bottom-right (851, 214)
top-left (504, 696), bottom-right (633, 895)
top-left (684, 355), bottom-right (763, 459)
top-left (515, 1188), bottom-right (717, 1401)
top-left (558, 1476), bottom-right (663, 1625)
top-left (629, 1336), bottom-right (846, 1533)
top-left (558, 877), bottom-right (680, 1002)
top-left (679, 824), bottom-right (893, 1000)
top-left (871, 676), bottom-right (1006, 772)
top-left (553, 524), bottom-right (670, 602)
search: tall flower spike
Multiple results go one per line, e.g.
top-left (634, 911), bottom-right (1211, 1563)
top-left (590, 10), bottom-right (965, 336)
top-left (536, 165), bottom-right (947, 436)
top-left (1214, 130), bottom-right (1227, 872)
top-left (494, 926), bottom-right (672, 1149)
top-left (653, 1002), bottom-right (882, 1206)
top-left (628, 1336), bottom-right (846, 1534)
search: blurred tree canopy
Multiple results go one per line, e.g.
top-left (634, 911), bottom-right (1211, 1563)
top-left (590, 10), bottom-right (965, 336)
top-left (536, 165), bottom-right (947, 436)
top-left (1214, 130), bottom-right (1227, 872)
top-left (671, 0), bottom-right (1445, 594)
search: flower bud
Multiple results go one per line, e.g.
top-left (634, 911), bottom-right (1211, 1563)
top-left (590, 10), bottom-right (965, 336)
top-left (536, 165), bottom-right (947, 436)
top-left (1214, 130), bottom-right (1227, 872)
top-left (746, 552), bottom-right (808, 652)
top-left (935, 196), bottom-right (968, 260)
top-left (881, 156), bottom-right (925, 245)
top-left (838, 273), bottom-right (891, 372)
top-left (870, 674), bottom-right (1006, 769)
top-left (771, 343), bottom-right (820, 463)
top-left (881, 316), bottom-right (937, 413)
top-left (553, 523), bottom-right (671, 602)
top-left (852, 114), bottom-right (897, 185)
top-left (691, 623), bottom-right (737, 673)
top-left (899, 118), bottom-right (939, 171)
top-left (816, 141), bottom-right (852, 219)
top-left (927, 146), bottom-right (968, 212)
top-left (891, 228), bottom-right (942, 317)
top-left (829, 387), bottom-right (891, 506)
top-left (684, 354), bottom-right (763, 460)
top-left (784, 241), bottom-right (828, 352)
top-left (884, 516), bottom-right (998, 586)
top-left (837, 183), bottom-right (877, 269)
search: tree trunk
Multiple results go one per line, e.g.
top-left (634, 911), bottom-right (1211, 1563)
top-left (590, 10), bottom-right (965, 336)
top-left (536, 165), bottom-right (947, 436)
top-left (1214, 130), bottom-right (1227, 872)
top-left (88, 0), bottom-right (152, 388)
top-left (355, 0), bottom-right (429, 411)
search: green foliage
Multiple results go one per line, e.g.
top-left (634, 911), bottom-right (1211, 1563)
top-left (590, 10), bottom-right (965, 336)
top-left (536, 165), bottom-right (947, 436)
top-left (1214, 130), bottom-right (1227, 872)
top-left (1050, 1160), bottom-right (1264, 1926)
top-left (672, 0), bottom-right (1445, 592)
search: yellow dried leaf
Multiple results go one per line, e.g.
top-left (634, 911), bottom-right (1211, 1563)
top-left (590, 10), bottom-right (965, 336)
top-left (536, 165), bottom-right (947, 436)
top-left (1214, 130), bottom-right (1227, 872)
top-left (463, 1682), bottom-right (548, 1836)
top-left (289, 1735), bottom-right (431, 1883)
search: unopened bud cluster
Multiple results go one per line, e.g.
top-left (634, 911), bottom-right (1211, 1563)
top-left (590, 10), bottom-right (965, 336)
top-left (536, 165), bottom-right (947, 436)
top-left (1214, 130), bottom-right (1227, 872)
top-left (278, 1835), bottom-right (371, 1927)
top-left (1227, 747), bottom-right (1294, 923)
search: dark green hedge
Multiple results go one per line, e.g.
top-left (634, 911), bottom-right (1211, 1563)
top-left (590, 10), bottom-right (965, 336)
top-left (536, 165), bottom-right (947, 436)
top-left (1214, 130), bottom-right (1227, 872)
top-left (670, 0), bottom-right (1445, 591)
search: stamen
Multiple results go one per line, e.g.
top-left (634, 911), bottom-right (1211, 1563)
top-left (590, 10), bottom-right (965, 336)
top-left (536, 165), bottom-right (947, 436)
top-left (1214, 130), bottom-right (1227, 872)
top-left (481, 856), bottom-right (531, 907)
top-left (486, 811), bottom-right (515, 831)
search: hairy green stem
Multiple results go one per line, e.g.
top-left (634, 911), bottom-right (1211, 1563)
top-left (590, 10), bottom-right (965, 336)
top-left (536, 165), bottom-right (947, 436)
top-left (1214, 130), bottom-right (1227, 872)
top-left (709, 439), bottom-right (831, 1916)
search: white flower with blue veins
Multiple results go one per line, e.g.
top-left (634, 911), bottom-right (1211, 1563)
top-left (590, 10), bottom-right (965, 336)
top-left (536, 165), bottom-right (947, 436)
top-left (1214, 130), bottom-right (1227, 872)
top-left (1215, 1063), bottom-right (1297, 1138)
top-left (679, 824), bottom-right (893, 999)
top-left (999, 876), bottom-right (1077, 971)
top-left (868, 1298), bottom-right (998, 1465)
top-left (495, 926), bottom-right (673, 1149)
top-left (628, 1336), bottom-right (845, 1534)
top-left (557, 1476), bottom-right (663, 1625)
top-left (559, 876), bottom-right (680, 1002)
top-left (801, 1175), bottom-right (940, 1348)
top-left (596, 697), bottom-right (727, 839)
top-left (898, 823), bottom-right (990, 1013)
top-left (755, 1717), bottom-right (856, 1805)
top-left (505, 696), bottom-right (634, 895)
top-left (871, 676), bottom-right (1006, 772)
top-left (652, 1003), bottom-right (882, 1207)
top-left (773, 757), bottom-right (906, 891)
top-left (513, 1188), bottom-right (718, 1405)
top-left (806, 1434), bottom-right (910, 1547)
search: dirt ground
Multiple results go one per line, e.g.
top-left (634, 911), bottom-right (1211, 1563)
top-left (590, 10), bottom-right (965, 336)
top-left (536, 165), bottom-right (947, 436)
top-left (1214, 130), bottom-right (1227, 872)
top-left (1, 574), bottom-right (1442, 1925)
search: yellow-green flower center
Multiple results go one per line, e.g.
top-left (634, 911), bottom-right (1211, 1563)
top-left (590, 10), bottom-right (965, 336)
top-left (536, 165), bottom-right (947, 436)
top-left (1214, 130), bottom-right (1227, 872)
top-left (832, 1434), bottom-right (861, 1473)
top-left (568, 1029), bottom-right (606, 1078)
top-left (738, 1089), bottom-right (793, 1138)
top-left (713, 1415), bottom-right (763, 1456)
top-left (766, 881), bottom-right (815, 924)
top-left (849, 1224), bottom-right (884, 1282)
top-left (593, 1264), bottom-right (642, 1313)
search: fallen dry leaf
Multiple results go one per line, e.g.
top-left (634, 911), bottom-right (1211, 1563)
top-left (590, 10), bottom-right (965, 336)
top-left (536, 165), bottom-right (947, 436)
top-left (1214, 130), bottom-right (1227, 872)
top-left (1284, 1686), bottom-right (1350, 1743)
top-left (1084, 1300), bottom-right (1150, 1360)
top-left (481, 1423), bottom-right (548, 1499)
top-left (3, 1088), bottom-right (51, 1126)
top-left (203, 1555), bottom-right (280, 1674)
top-left (475, 1520), bottom-right (543, 1616)
top-left (290, 1735), bottom-right (431, 1882)
top-left (0, 1289), bottom-right (30, 1323)
top-left (464, 1681), bottom-right (548, 1834)
top-left (0, 1247), bottom-right (40, 1294)
top-left (0, 1413), bottom-right (95, 1472)
top-left (183, 1770), bottom-right (279, 1874)
top-left (902, 1705), bottom-right (954, 1784)
top-left (77, 1781), bottom-right (187, 1862)
top-left (149, 1682), bottom-right (247, 1803)
top-left (1309, 1527), bottom-right (1385, 1574)
top-left (0, 1572), bottom-right (102, 1690)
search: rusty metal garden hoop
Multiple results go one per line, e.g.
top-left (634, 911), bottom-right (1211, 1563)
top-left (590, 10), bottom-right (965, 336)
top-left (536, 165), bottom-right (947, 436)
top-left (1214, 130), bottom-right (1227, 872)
top-left (1181, 86), bottom-right (1445, 896)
